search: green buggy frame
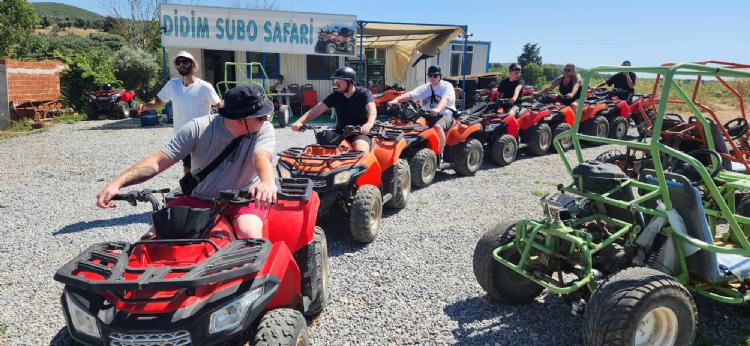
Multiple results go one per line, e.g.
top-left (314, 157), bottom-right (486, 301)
top-left (473, 63), bottom-right (750, 346)
top-left (215, 61), bottom-right (292, 127)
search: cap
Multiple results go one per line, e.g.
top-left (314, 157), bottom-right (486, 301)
top-left (427, 65), bottom-right (442, 75)
top-left (218, 85), bottom-right (274, 120)
top-left (508, 63), bottom-right (522, 71)
top-left (174, 51), bottom-right (199, 70)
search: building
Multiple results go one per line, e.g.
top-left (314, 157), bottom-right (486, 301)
top-left (159, 4), bottom-right (490, 104)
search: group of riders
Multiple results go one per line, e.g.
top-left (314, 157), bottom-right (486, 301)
top-left (96, 50), bottom-right (636, 237)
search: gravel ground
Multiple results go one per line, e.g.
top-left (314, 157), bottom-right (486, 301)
top-left (0, 118), bottom-right (749, 345)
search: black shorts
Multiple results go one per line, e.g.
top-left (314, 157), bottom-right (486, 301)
top-left (344, 133), bottom-right (372, 148)
top-left (182, 154), bottom-right (191, 168)
top-left (426, 113), bottom-right (454, 131)
top-left (315, 130), bottom-right (372, 148)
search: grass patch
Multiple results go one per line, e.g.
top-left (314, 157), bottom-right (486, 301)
top-left (0, 112), bottom-right (85, 140)
top-left (413, 199), bottom-right (429, 206)
top-left (0, 203), bottom-right (7, 208)
top-left (531, 190), bottom-right (547, 197)
top-left (0, 324), bottom-right (6, 335)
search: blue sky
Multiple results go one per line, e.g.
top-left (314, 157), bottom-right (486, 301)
top-left (34, 0), bottom-right (749, 68)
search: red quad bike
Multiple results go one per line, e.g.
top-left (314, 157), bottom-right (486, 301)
top-left (53, 179), bottom-right (328, 345)
top-left (276, 125), bottom-right (410, 243)
top-left (86, 83), bottom-right (137, 120)
top-left (376, 103), bottom-right (485, 187)
top-left (586, 87), bottom-right (634, 140)
top-left (315, 27), bottom-right (355, 55)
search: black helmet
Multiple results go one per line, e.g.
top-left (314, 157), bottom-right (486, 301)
top-left (331, 67), bottom-right (356, 81)
top-left (427, 65), bottom-right (442, 75)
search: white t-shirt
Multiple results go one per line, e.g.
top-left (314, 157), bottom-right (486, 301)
top-left (408, 80), bottom-right (456, 115)
top-left (157, 78), bottom-right (221, 131)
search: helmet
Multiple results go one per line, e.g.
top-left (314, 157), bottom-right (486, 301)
top-left (331, 67), bottom-right (356, 82)
top-left (427, 65), bottom-right (442, 75)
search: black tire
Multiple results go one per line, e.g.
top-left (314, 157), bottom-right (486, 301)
top-left (253, 308), bottom-right (309, 346)
top-left (409, 148), bottom-right (437, 188)
top-left (454, 138), bottom-right (484, 176)
top-left (584, 115), bottom-right (610, 144)
top-left (472, 221), bottom-right (544, 304)
top-left (277, 105), bottom-right (290, 128)
top-left (346, 41), bottom-right (355, 54)
top-left (490, 134), bottom-right (518, 166)
top-left (583, 267), bottom-right (696, 346)
top-left (610, 116), bottom-right (629, 140)
top-left (50, 327), bottom-right (80, 346)
top-left (305, 226), bottom-right (329, 317)
top-left (85, 103), bottom-right (98, 120)
top-left (737, 194), bottom-right (750, 218)
top-left (553, 122), bottom-right (573, 152)
top-left (526, 122), bottom-right (552, 156)
top-left (326, 43), bottom-right (337, 54)
top-left (385, 159), bottom-right (410, 209)
top-left (349, 185), bottom-right (382, 243)
top-left (113, 101), bottom-right (130, 119)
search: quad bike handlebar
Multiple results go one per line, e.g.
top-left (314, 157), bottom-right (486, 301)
top-left (112, 188), bottom-right (170, 211)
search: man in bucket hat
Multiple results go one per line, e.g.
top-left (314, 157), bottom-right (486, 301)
top-left (97, 85), bottom-right (277, 239)
top-left (139, 50), bottom-right (222, 174)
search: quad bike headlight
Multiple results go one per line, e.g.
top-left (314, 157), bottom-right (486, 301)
top-left (65, 293), bottom-right (101, 339)
top-left (208, 287), bottom-right (264, 334)
top-left (112, 93), bottom-right (121, 100)
top-left (278, 165), bottom-right (292, 179)
top-left (333, 171), bottom-right (351, 185)
top-left (485, 123), bottom-right (500, 132)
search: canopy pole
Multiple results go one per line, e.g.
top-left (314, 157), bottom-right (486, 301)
top-left (461, 32), bottom-right (468, 110)
top-left (358, 21), bottom-right (365, 83)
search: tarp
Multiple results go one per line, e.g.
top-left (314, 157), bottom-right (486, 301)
top-left (360, 23), bottom-right (465, 82)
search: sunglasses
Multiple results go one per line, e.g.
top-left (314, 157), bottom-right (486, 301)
top-left (564, 69), bottom-right (573, 72)
top-left (428, 74), bottom-right (441, 78)
top-left (175, 59), bottom-right (193, 66)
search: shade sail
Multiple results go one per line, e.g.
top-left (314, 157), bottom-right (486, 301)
top-left (360, 22), bottom-right (465, 81)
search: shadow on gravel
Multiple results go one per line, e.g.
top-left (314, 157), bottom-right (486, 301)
top-left (54, 212), bottom-right (151, 235)
top-left (444, 294), bottom-right (580, 345)
top-left (86, 118), bottom-right (170, 131)
top-left (694, 294), bottom-right (750, 345)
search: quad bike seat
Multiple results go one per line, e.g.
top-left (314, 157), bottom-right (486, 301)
top-left (644, 175), bottom-right (750, 282)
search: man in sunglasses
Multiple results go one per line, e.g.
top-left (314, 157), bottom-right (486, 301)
top-left (388, 65), bottom-right (455, 157)
top-left (291, 66), bottom-right (376, 152)
top-left (540, 63), bottom-right (582, 108)
top-left (98, 85), bottom-right (276, 240)
top-left (139, 51), bottom-right (222, 174)
top-left (596, 60), bottom-right (637, 102)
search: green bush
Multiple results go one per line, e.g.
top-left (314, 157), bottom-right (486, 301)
top-left (0, 0), bottom-right (38, 58)
top-left (88, 32), bottom-right (126, 51)
top-left (114, 47), bottom-right (163, 101)
top-left (59, 50), bottom-right (118, 111)
top-left (522, 63), bottom-right (545, 87)
top-left (542, 64), bottom-right (560, 82)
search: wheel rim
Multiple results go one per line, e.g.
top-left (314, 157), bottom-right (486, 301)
top-left (284, 109), bottom-right (290, 123)
top-left (634, 306), bottom-right (678, 346)
top-left (370, 198), bottom-right (381, 230)
top-left (503, 141), bottom-right (516, 161)
top-left (560, 134), bottom-right (571, 148)
top-left (540, 130), bottom-right (551, 149)
top-left (617, 121), bottom-right (627, 138)
top-left (327, 44), bottom-right (336, 54)
top-left (422, 156), bottom-right (436, 181)
top-left (401, 168), bottom-right (411, 198)
top-left (597, 121), bottom-right (608, 137)
top-left (467, 145), bottom-right (482, 169)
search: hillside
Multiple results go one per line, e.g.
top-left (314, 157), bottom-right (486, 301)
top-left (32, 2), bottom-right (104, 20)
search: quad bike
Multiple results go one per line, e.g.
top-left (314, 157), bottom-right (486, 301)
top-left (215, 62), bottom-right (289, 127)
top-left (376, 103), bottom-right (484, 187)
top-left (587, 87), bottom-right (635, 140)
top-left (473, 63), bottom-right (750, 346)
top-left (276, 125), bottom-right (409, 243)
top-left (315, 27), bottom-right (355, 55)
top-left (373, 89), bottom-right (406, 117)
top-left (85, 83), bottom-right (137, 120)
top-left (53, 179), bottom-right (327, 345)
top-left (537, 92), bottom-right (613, 140)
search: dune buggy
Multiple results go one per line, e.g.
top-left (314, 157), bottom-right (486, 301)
top-left (216, 62), bottom-right (291, 127)
top-left (473, 63), bottom-right (750, 345)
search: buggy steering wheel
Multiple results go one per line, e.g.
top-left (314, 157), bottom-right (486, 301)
top-left (664, 149), bottom-right (723, 186)
top-left (723, 117), bottom-right (749, 139)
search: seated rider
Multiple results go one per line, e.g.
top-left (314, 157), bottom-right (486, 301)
top-left (596, 60), bottom-right (636, 102)
top-left (96, 85), bottom-right (277, 240)
top-left (291, 67), bottom-right (376, 152)
top-left (540, 63), bottom-right (582, 109)
top-left (387, 65), bottom-right (456, 157)
top-left (496, 63), bottom-right (524, 117)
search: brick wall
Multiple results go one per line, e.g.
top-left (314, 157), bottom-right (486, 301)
top-left (0, 59), bottom-right (66, 122)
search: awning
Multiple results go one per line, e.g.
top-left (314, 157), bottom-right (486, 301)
top-left (358, 22), bottom-right (465, 82)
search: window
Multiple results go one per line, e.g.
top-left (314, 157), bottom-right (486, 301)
top-left (364, 48), bottom-right (386, 59)
top-left (450, 44), bottom-right (474, 76)
top-left (307, 55), bottom-right (339, 80)
top-left (246, 52), bottom-right (280, 79)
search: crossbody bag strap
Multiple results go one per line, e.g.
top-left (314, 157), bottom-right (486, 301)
top-left (195, 135), bottom-right (244, 181)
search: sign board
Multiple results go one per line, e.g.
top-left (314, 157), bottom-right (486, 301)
top-left (160, 4), bottom-right (357, 56)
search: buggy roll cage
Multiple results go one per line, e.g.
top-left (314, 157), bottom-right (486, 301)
top-left (497, 63), bottom-right (750, 302)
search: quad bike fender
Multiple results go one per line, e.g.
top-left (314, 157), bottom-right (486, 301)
top-left (355, 156), bottom-right (382, 188)
top-left (581, 104), bottom-right (606, 123)
top-left (616, 100), bottom-right (630, 117)
top-left (492, 115), bottom-right (520, 138)
top-left (119, 91), bottom-right (136, 103)
top-left (266, 193), bottom-right (321, 254)
top-left (373, 137), bottom-right (407, 171)
top-left (446, 122), bottom-right (482, 147)
top-left (530, 109), bottom-right (552, 127)
top-left (414, 128), bottom-right (440, 156)
top-left (260, 242), bottom-right (303, 311)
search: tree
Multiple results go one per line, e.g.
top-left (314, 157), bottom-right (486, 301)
top-left (522, 63), bottom-right (544, 87)
top-left (41, 16), bottom-right (50, 28)
top-left (59, 49), bottom-right (118, 111)
top-left (0, 0), bottom-right (38, 58)
top-left (100, 0), bottom-right (161, 50)
top-left (114, 47), bottom-right (162, 101)
top-left (229, 0), bottom-right (280, 9)
top-left (517, 43), bottom-right (542, 67)
top-left (542, 64), bottom-right (560, 81)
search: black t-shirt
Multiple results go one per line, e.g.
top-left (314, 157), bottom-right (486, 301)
top-left (497, 78), bottom-right (523, 105)
top-left (606, 72), bottom-right (637, 91)
top-left (323, 86), bottom-right (374, 130)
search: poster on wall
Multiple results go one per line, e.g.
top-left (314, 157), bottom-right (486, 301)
top-left (160, 4), bottom-right (357, 56)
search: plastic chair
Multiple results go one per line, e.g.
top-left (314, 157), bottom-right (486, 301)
top-left (301, 84), bottom-right (317, 113)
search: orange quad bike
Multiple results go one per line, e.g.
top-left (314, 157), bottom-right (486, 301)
top-left (276, 125), bottom-right (409, 243)
top-left (538, 92), bottom-right (612, 140)
top-left (376, 103), bottom-right (485, 187)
